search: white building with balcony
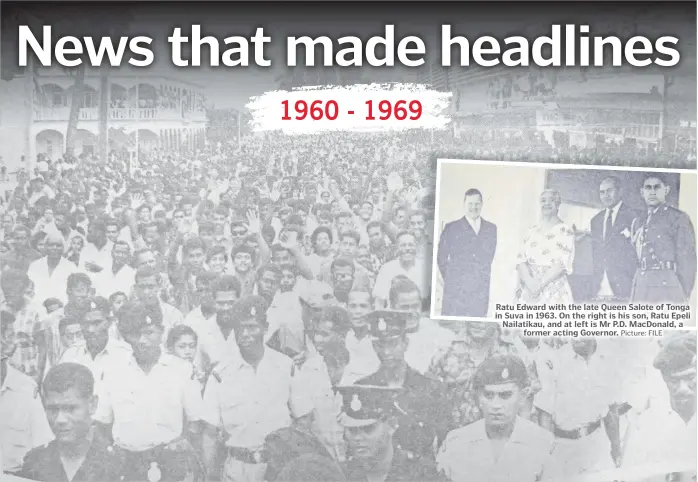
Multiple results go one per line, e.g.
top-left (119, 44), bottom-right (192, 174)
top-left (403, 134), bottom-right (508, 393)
top-left (30, 69), bottom-right (208, 161)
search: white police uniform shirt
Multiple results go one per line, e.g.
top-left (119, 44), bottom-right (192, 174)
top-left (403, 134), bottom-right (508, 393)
top-left (201, 347), bottom-right (294, 449)
top-left (94, 352), bottom-right (204, 452)
top-left (437, 417), bottom-right (555, 482)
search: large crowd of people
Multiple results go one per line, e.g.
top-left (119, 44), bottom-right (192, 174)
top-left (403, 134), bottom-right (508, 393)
top-left (0, 131), bottom-right (695, 482)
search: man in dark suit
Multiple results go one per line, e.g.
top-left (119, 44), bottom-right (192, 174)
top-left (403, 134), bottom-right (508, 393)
top-left (437, 189), bottom-right (497, 317)
top-left (590, 176), bottom-right (639, 301)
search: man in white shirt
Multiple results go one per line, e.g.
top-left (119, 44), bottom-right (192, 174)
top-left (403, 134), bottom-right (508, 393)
top-left (132, 265), bottom-right (184, 342)
top-left (437, 355), bottom-right (555, 482)
top-left (538, 338), bottom-right (623, 479)
top-left (622, 332), bottom-right (696, 479)
top-left (80, 219), bottom-right (114, 278)
top-left (589, 176), bottom-right (639, 301)
top-left (373, 231), bottom-right (427, 309)
top-left (387, 277), bottom-right (454, 375)
top-left (187, 275), bottom-right (242, 376)
top-left (27, 233), bottom-right (80, 306)
top-left (94, 241), bottom-right (135, 299)
top-left (202, 296), bottom-right (297, 482)
top-left (59, 297), bottom-right (130, 383)
top-left (344, 291), bottom-right (380, 383)
top-left (95, 300), bottom-right (204, 481)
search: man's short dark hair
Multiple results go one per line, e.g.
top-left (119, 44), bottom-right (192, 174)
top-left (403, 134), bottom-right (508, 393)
top-left (366, 221), bottom-right (383, 233)
top-left (331, 256), bottom-right (355, 273)
top-left (257, 263), bottom-right (282, 281)
top-left (311, 226), bottom-right (333, 248)
top-left (135, 265), bottom-right (159, 282)
top-left (464, 188), bottom-right (483, 201)
top-left (183, 237), bottom-right (207, 256)
top-left (43, 363), bottom-right (95, 399)
top-left (232, 244), bottom-right (256, 262)
top-left (211, 275), bottom-right (242, 299)
top-left (642, 173), bottom-right (667, 187)
top-left (339, 230), bottom-right (361, 245)
top-left (408, 209), bottom-right (427, 221)
top-left (67, 272), bottom-right (92, 292)
top-left (388, 276), bottom-right (422, 307)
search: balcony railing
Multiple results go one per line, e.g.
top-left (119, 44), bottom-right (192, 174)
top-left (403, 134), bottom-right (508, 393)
top-left (34, 106), bottom-right (207, 122)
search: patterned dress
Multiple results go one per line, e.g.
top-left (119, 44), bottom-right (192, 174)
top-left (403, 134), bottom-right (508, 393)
top-left (516, 222), bottom-right (575, 304)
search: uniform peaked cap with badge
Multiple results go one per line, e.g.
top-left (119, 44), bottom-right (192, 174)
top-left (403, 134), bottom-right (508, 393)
top-left (472, 354), bottom-right (529, 391)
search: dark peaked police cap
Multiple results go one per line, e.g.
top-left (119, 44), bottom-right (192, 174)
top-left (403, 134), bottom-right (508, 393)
top-left (472, 354), bottom-right (529, 391)
top-left (366, 310), bottom-right (417, 340)
top-left (336, 384), bottom-right (402, 427)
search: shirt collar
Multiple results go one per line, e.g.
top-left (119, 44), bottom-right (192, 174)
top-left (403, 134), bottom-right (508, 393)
top-left (607, 201), bottom-right (622, 215)
top-left (465, 216), bottom-right (481, 229)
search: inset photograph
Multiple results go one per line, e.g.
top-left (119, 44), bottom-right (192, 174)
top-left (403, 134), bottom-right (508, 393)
top-left (431, 159), bottom-right (697, 320)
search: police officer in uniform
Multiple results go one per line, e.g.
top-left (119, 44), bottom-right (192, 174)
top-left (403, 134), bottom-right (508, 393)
top-left (437, 355), bottom-right (555, 482)
top-left (201, 295), bottom-right (298, 482)
top-left (337, 384), bottom-right (446, 482)
top-left (19, 363), bottom-right (125, 482)
top-left (623, 332), bottom-right (696, 481)
top-left (630, 174), bottom-right (696, 304)
top-left (95, 300), bottom-right (206, 482)
top-left (355, 310), bottom-right (449, 461)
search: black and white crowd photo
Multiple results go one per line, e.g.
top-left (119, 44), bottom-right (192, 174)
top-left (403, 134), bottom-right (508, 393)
top-left (0, 2), bottom-right (697, 482)
top-left (432, 161), bottom-right (698, 320)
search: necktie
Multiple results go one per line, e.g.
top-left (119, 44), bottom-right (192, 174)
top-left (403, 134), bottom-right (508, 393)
top-left (604, 208), bottom-right (613, 241)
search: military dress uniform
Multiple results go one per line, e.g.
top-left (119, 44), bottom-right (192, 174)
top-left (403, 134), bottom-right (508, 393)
top-left (630, 204), bottom-right (697, 304)
top-left (355, 310), bottom-right (450, 460)
top-left (18, 429), bottom-right (125, 482)
top-left (337, 385), bottom-right (446, 482)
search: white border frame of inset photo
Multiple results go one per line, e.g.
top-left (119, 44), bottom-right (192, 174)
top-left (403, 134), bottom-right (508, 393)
top-left (429, 158), bottom-right (698, 323)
